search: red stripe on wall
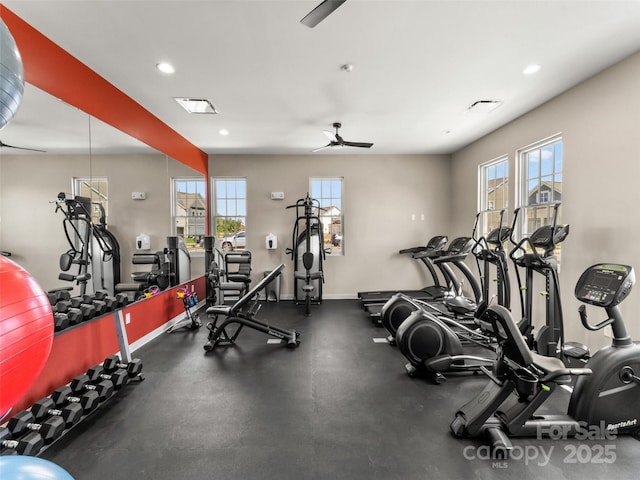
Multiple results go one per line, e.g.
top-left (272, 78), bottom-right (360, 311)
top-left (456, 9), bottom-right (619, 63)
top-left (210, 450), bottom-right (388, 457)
top-left (0, 4), bottom-right (208, 177)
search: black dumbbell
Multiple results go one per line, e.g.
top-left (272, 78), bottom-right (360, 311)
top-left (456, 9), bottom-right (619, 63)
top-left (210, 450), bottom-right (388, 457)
top-left (54, 312), bottom-right (70, 331)
top-left (51, 386), bottom-right (100, 413)
top-left (47, 289), bottom-right (71, 304)
top-left (7, 411), bottom-right (65, 445)
top-left (94, 290), bottom-right (119, 310)
top-left (103, 355), bottom-right (143, 378)
top-left (55, 301), bottom-right (84, 325)
top-left (0, 427), bottom-right (44, 456)
top-left (115, 292), bottom-right (130, 307)
top-left (70, 374), bottom-right (113, 401)
top-left (31, 397), bottom-right (83, 428)
top-left (86, 365), bottom-right (128, 390)
top-left (82, 294), bottom-right (108, 315)
top-left (70, 297), bottom-right (97, 320)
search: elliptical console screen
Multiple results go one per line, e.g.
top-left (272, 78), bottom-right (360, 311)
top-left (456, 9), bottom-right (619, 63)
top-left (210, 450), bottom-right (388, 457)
top-left (574, 264), bottom-right (635, 308)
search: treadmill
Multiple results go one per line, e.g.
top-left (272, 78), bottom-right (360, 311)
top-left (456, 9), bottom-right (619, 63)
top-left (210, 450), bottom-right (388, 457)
top-left (362, 237), bottom-right (478, 324)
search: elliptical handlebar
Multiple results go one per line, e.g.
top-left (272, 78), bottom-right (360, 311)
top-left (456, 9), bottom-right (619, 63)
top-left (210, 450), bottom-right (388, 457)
top-left (508, 202), bottom-right (563, 264)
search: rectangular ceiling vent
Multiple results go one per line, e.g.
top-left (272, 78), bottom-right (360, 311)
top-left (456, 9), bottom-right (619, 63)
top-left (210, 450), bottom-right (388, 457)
top-left (465, 100), bottom-right (503, 114)
top-left (174, 97), bottom-right (219, 114)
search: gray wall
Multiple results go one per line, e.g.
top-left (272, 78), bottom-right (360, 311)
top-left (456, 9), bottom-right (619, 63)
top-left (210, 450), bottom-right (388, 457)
top-left (450, 51), bottom-right (640, 349)
top-left (0, 153), bottom-right (205, 293)
top-left (209, 154), bottom-right (452, 298)
top-left (2, 50), bottom-right (639, 350)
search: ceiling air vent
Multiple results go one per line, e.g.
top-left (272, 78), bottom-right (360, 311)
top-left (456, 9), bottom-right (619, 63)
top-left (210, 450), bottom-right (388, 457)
top-left (174, 97), bottom-right (218, 114)
top-left (465, 100), bottom-right (503, 114)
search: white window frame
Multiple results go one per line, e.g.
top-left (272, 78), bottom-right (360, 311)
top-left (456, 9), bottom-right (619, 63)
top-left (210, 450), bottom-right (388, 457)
top-left (477, 156), bottom-right (509, 237)
top-left (171, 177), bottom-right (206, 254)
top-left (211, 177), bottom-right (247, 251)
top-left (73, 176), bottom-right (108, 224)
top-left (516, 133), bottom-right (563, 238)
top-left (310, 177), bottom-right (344, 256)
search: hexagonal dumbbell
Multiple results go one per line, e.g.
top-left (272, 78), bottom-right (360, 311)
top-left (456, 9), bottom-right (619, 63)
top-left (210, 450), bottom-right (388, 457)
top-left (70, 374), bottom-right (114, 401)
top-left (51, 386), bottom-right (100, 414)
top-left (7, 410), bottom-right (65, 445)
top-left (86, 365), bottom-right (128, 390)
top-left (31, 397), bottom-right (83, 428)
top-left (103, 355), bottom-right (143, 379)
top-left (0, 427), bottom-right (44, 456)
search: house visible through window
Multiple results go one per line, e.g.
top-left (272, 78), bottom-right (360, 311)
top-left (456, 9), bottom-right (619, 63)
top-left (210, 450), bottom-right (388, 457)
top-left (172, 177), bottom-right (206, 253)
top-left (519, 135), bottom-right (563, 235)
top-left (73, 177), bottom-right (108, 225)
top-left (478, 157), bottom-right (509, 237)
top-left (213, 178), bottom-right (247, 252)
top-left (310, 177), bottom-right (344, 255)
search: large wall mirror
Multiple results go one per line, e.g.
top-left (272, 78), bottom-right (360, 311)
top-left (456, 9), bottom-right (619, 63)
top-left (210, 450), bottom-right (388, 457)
top-left (0, 82), bottom-right (206, 297)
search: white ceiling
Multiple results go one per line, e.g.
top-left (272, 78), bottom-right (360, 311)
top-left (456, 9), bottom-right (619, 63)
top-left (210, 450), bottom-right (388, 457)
top-left (2, 0), bottom-right (640, 156)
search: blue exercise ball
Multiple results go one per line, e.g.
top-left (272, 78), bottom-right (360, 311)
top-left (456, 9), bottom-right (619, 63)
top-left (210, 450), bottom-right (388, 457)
top-left (0, 456), bottom-right (76, 480)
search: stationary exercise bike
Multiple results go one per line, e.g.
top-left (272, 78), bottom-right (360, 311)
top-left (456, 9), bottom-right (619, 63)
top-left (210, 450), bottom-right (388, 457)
top-left (450, 263), bottom-right (640, 456)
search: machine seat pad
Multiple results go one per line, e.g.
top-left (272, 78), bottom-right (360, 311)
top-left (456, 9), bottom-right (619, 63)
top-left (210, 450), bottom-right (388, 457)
top-left (115, 283), bottom-right (144, 292)
top-left (531, 352), bottom-right (572, 384)
top-left (302, 285), bottom-right (315, 293)
top-left (207, 305), bottom-right (232, 316)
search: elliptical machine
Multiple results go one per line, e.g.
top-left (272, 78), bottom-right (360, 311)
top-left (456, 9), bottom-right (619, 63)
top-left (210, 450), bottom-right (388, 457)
top-left (382, 212), bottom-right (512, 383)
top-left (451, 263), bottom-right (640, 456)
top-left (286, 194), bottom-right (325, 316)
top-left (54, 192), bottom-right (121, 296)
top-left (506, 203), bottom-right (587, 360)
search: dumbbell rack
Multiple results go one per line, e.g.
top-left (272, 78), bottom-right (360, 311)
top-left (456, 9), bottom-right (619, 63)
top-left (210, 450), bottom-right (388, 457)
top-left (0, 308), bottom-right (145, 457)
top-left (0, 353), bottom-right (143, 457)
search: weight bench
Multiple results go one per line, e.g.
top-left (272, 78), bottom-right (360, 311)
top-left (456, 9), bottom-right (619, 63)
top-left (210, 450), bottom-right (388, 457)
top-left (204, 264), bottom-right (300, 351)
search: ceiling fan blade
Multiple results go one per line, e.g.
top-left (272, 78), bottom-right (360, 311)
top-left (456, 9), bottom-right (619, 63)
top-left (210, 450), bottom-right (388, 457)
top-left (300, 0), bottom-right (347, 28)
top-left (323, 130), bottom-right (338, 143)
top-left (343, 141), bottom-right (373, 149)
top-left (312, 144), bottom-right (332, 153)
top-left (0, 140), bottom-right (46, 153)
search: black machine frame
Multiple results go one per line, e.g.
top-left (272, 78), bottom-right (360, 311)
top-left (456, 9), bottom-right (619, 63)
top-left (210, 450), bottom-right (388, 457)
top-left (286, 194), bottom-right (325, 316)
top-left (203, 264), bottom-right (300, 351)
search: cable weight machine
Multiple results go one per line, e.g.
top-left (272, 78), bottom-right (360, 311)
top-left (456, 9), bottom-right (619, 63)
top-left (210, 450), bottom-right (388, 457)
top-left (286, 194), bottom-right (326, 316)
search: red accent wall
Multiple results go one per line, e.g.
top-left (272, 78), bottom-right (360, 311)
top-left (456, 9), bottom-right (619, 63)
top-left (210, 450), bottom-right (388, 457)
top-left (12, 277), bottom-right (206, 413)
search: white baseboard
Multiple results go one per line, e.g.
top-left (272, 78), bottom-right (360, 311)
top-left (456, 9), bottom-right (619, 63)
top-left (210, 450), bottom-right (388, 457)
top-left (129, 299), bottom-right (207, 354)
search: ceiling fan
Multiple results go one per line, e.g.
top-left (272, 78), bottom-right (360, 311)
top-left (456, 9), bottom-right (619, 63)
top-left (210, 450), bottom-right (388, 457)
top-left (0, 139), bottom-right (45, 153)
top-left (312, 122), bottom-right (374, 152)
top-left (300, 0), bottom-right (347, 28)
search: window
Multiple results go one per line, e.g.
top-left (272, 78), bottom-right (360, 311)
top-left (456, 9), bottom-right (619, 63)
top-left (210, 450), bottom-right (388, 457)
top-left (518, 135), bottom-right (563, 235)
top-left (310, 177), bottom-right (343, 255)
top-left (478, 157), bottom-right (509, 236)
top-left (73, 177), bottom-right (108, 224)
top-left (213, 178), bottom-right (247, 251)
top-left (172, 177), bottom-right (206, 253)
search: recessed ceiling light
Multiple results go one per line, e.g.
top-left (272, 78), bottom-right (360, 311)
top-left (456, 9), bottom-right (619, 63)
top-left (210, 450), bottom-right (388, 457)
top-left (219, 129), bottom-right (229, 136)
top-left (174, 97), bottom-right (219, 114)
top-left (156, 62), bottom-right (175, 74)
top-left (523, 64), bottom-right (541, 75)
